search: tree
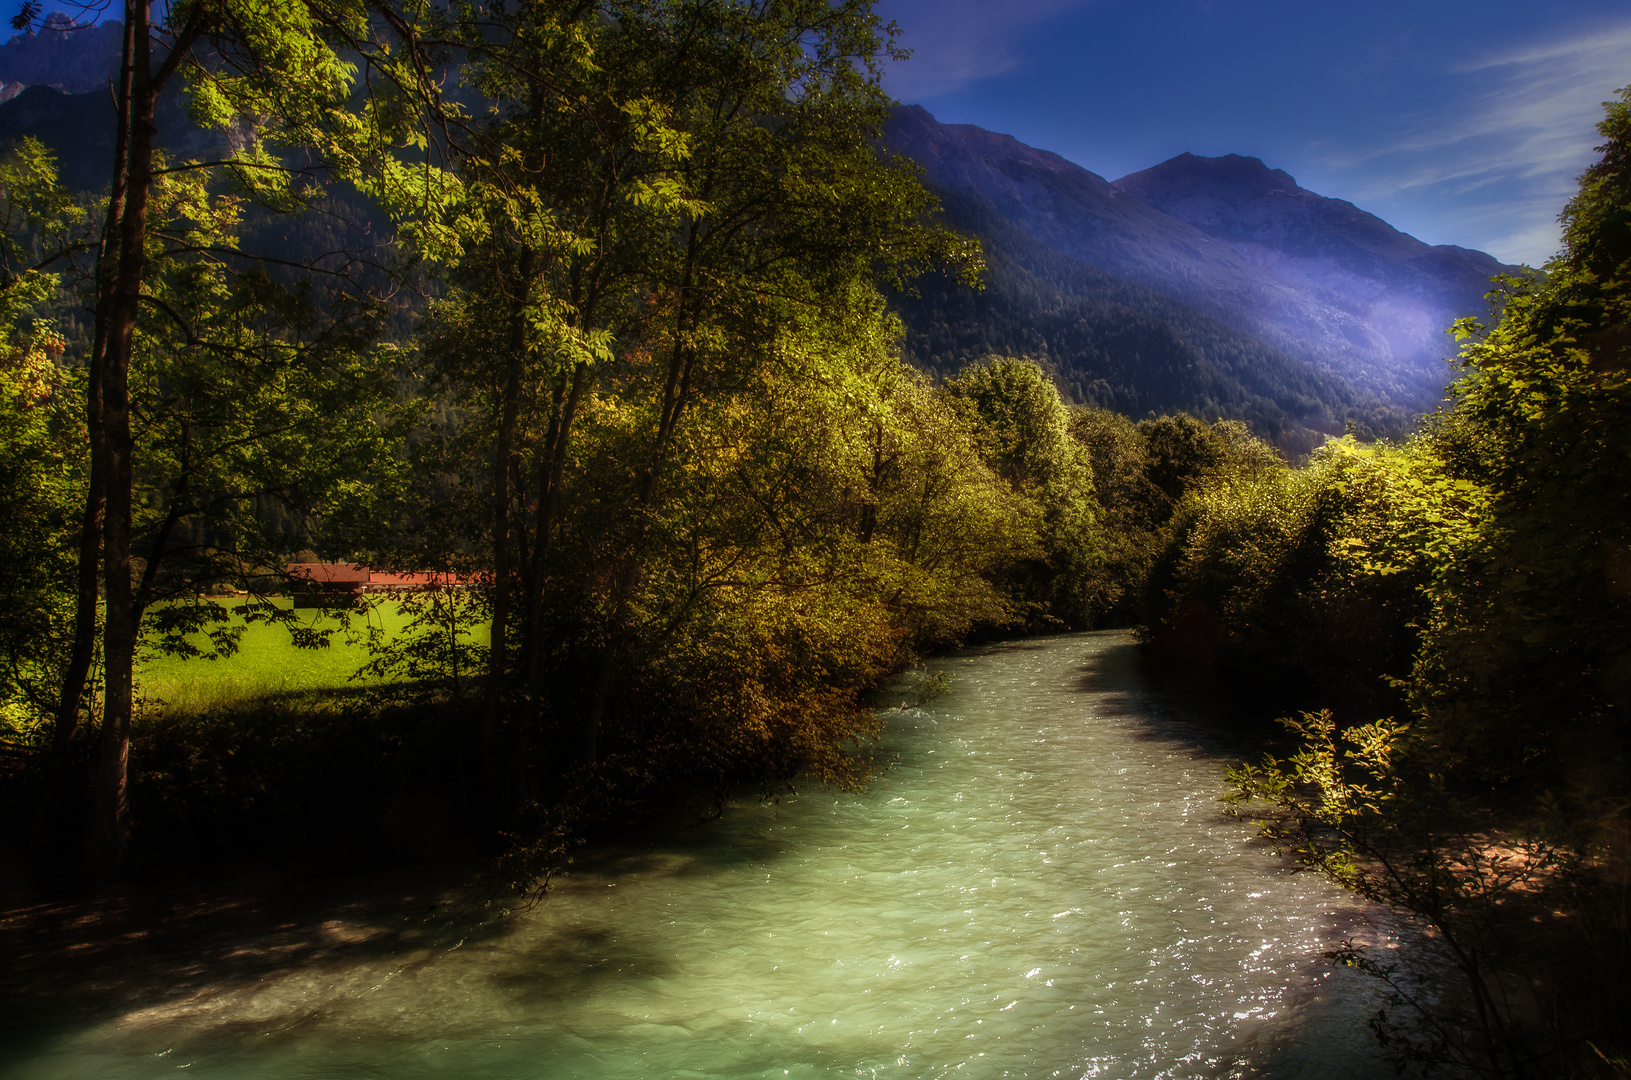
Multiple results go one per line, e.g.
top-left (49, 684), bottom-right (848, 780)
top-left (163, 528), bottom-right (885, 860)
top-left (9, 0), bottom-right (416, 876)
top-left (1139, 433), bottom-right (1469, 708)
top-left (944, 356), bottom-right (1098, 629)
top-left (0, 332), bottom-right (78, 737)
top-left (391, 0), bottom-right (978, 792)
top-left (0, 141), bottom-right (86, 763)
top-left (121, 165), bottom-right (414, 650)
top-left (1065, 407), bottom-right (1162, 624)
top-left (1411, 87), bottom-right (1631, 791)
top-left (1219, 89), bottom-right (1631, 1077)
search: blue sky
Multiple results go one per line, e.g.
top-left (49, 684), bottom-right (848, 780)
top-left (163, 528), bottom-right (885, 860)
top-left (873, 0), bottom-right (1631, 266)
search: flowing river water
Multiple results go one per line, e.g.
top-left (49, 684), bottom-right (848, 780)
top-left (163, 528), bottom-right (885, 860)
top-left (2, 632), bottom-right (1421, 1079)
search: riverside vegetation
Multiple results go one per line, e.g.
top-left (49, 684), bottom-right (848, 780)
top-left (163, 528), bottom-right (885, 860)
top-left (0, 1), bottom-right (1625, 1076)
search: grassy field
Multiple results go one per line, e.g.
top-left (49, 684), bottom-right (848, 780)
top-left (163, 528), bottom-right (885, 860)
top-left (137, 599), bottom-right (484, 713)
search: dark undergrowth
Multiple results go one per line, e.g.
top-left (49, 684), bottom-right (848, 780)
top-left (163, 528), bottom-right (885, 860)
top-left (4, 686), bottom-right (479, 903)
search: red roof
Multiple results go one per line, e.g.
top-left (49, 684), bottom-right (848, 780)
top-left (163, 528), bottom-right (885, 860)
top-left (367, 570), bottom-right (465, 590)
top-left (286, 562), bottom-right (370, 586)
top-left (284, 564), bottom-right (466, 591)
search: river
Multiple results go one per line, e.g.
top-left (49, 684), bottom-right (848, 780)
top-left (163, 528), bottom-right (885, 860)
top-left (2, 631), bottom-right (1415, 1079)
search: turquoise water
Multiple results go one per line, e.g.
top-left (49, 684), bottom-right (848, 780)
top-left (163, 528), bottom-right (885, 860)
top-left (8, 632), bottom-right (1410, 1079)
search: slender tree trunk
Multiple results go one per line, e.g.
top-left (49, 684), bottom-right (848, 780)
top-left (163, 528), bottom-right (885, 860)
top-left (523, 360), bottom-right (588, 686)
top-left (482, 244), bottom-right (534, 784)
top-left (89, 0), bottom-right (156, 880)
top-left (48, 341), bottom-right (107, 757)
top-left (509, 359), bottom-right (588, 799)
top-left (519, 371), bottom-right (565, 684)
top-left (579, 346), bottom-right (697, 759)
top-left (581, 232), bottom-right (702, 760)
top-left (34, 8), bottom-right (137, 848)
top-left (132, 472), bottom-right (189, 621)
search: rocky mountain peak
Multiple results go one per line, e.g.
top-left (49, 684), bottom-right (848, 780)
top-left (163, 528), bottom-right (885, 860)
top-left (1115, 151), bottom-right (1423, 260)
top-left (0, 12), bottom-right (121, 94)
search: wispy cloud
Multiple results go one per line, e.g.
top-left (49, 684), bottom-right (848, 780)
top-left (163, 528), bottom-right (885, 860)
top-left (874, 0), bottom-right (1091, 101)
top-left (1313, 20), bottom-right (1631, 264)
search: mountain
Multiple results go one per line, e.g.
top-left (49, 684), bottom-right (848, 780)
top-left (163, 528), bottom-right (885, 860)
top-left (0, 81), bottom-right (235, 190)
top-left (884, 105), bottom-right (1515, 417)
top-left (1114, 152), bottom-right (1509, 384)
top-left (0, 13), bottom-right (120, 95)
top-left (0, 12), bottom-right (232, 189)
top-left (892, 190), bottom-right (1413, 454)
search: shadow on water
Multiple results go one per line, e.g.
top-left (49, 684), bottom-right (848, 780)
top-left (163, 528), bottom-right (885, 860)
top-left (490, 921), bottom-right (679, 1004)
top-left (0, 862), bottom-right (512, 1067)
top-left (1071, 631), bottom-right (1294, 756)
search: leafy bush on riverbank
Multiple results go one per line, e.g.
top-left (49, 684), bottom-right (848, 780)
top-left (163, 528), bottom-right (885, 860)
top-left (1070, 409), bottom-right (1285, 629)
top-left (1140, 435), bottom-right (1469, 713)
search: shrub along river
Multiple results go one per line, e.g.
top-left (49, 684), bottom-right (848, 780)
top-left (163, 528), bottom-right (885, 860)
top-left (1, 632), bottom-right (1427, 1079)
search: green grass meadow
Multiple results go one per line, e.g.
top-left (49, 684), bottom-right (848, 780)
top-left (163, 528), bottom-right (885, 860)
top-left (137, 599), bottom-right (484, 713)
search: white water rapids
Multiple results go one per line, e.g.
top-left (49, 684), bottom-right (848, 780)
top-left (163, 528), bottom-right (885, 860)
top-left (4, 631), bottom-right (1416, 1079)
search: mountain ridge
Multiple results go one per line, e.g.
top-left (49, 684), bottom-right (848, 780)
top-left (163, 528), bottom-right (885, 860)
top-left (1114, 151), bottom-right (1504, 330)
top-left (0, 13), bottom-right (120, 94)
top-left (890, 187), bottom-right (1413, 455)
top-left (884, 105), bottom-right (1517, 411)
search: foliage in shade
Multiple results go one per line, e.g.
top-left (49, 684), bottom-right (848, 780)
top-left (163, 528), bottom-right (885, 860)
top-left (1196, 88), bottom-right (1631, 1078)
top-left (0, 139), bottom-right (86, 749)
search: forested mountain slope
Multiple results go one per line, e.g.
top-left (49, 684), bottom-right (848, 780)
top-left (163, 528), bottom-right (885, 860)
top-left (885, 105), bottom-right (1517, 411)
top-left (1116, 152), bottom-right (1510, 385)
top-left (0, 12), bottom-right (120, 94)
top-left (0, 82), bottom-right (233, 190)
top-left (893, 190), bottom-right (1414, 452)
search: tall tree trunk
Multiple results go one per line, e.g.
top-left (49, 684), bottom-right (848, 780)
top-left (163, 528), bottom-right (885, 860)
top-left (581, 232), bottom-right (702, 761)
top-left (34, 6), bottom-right (137, 848)
top-left (481, 244), bottom-right (534, 786)
top-left (89, 0), bottom-right (156, 880)
top-left (509, 358), bottom-right (588, 800)
top-left (480, 85), bottom-right (555, 796)
top-left (523, 360), bottom-right (588, 686)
